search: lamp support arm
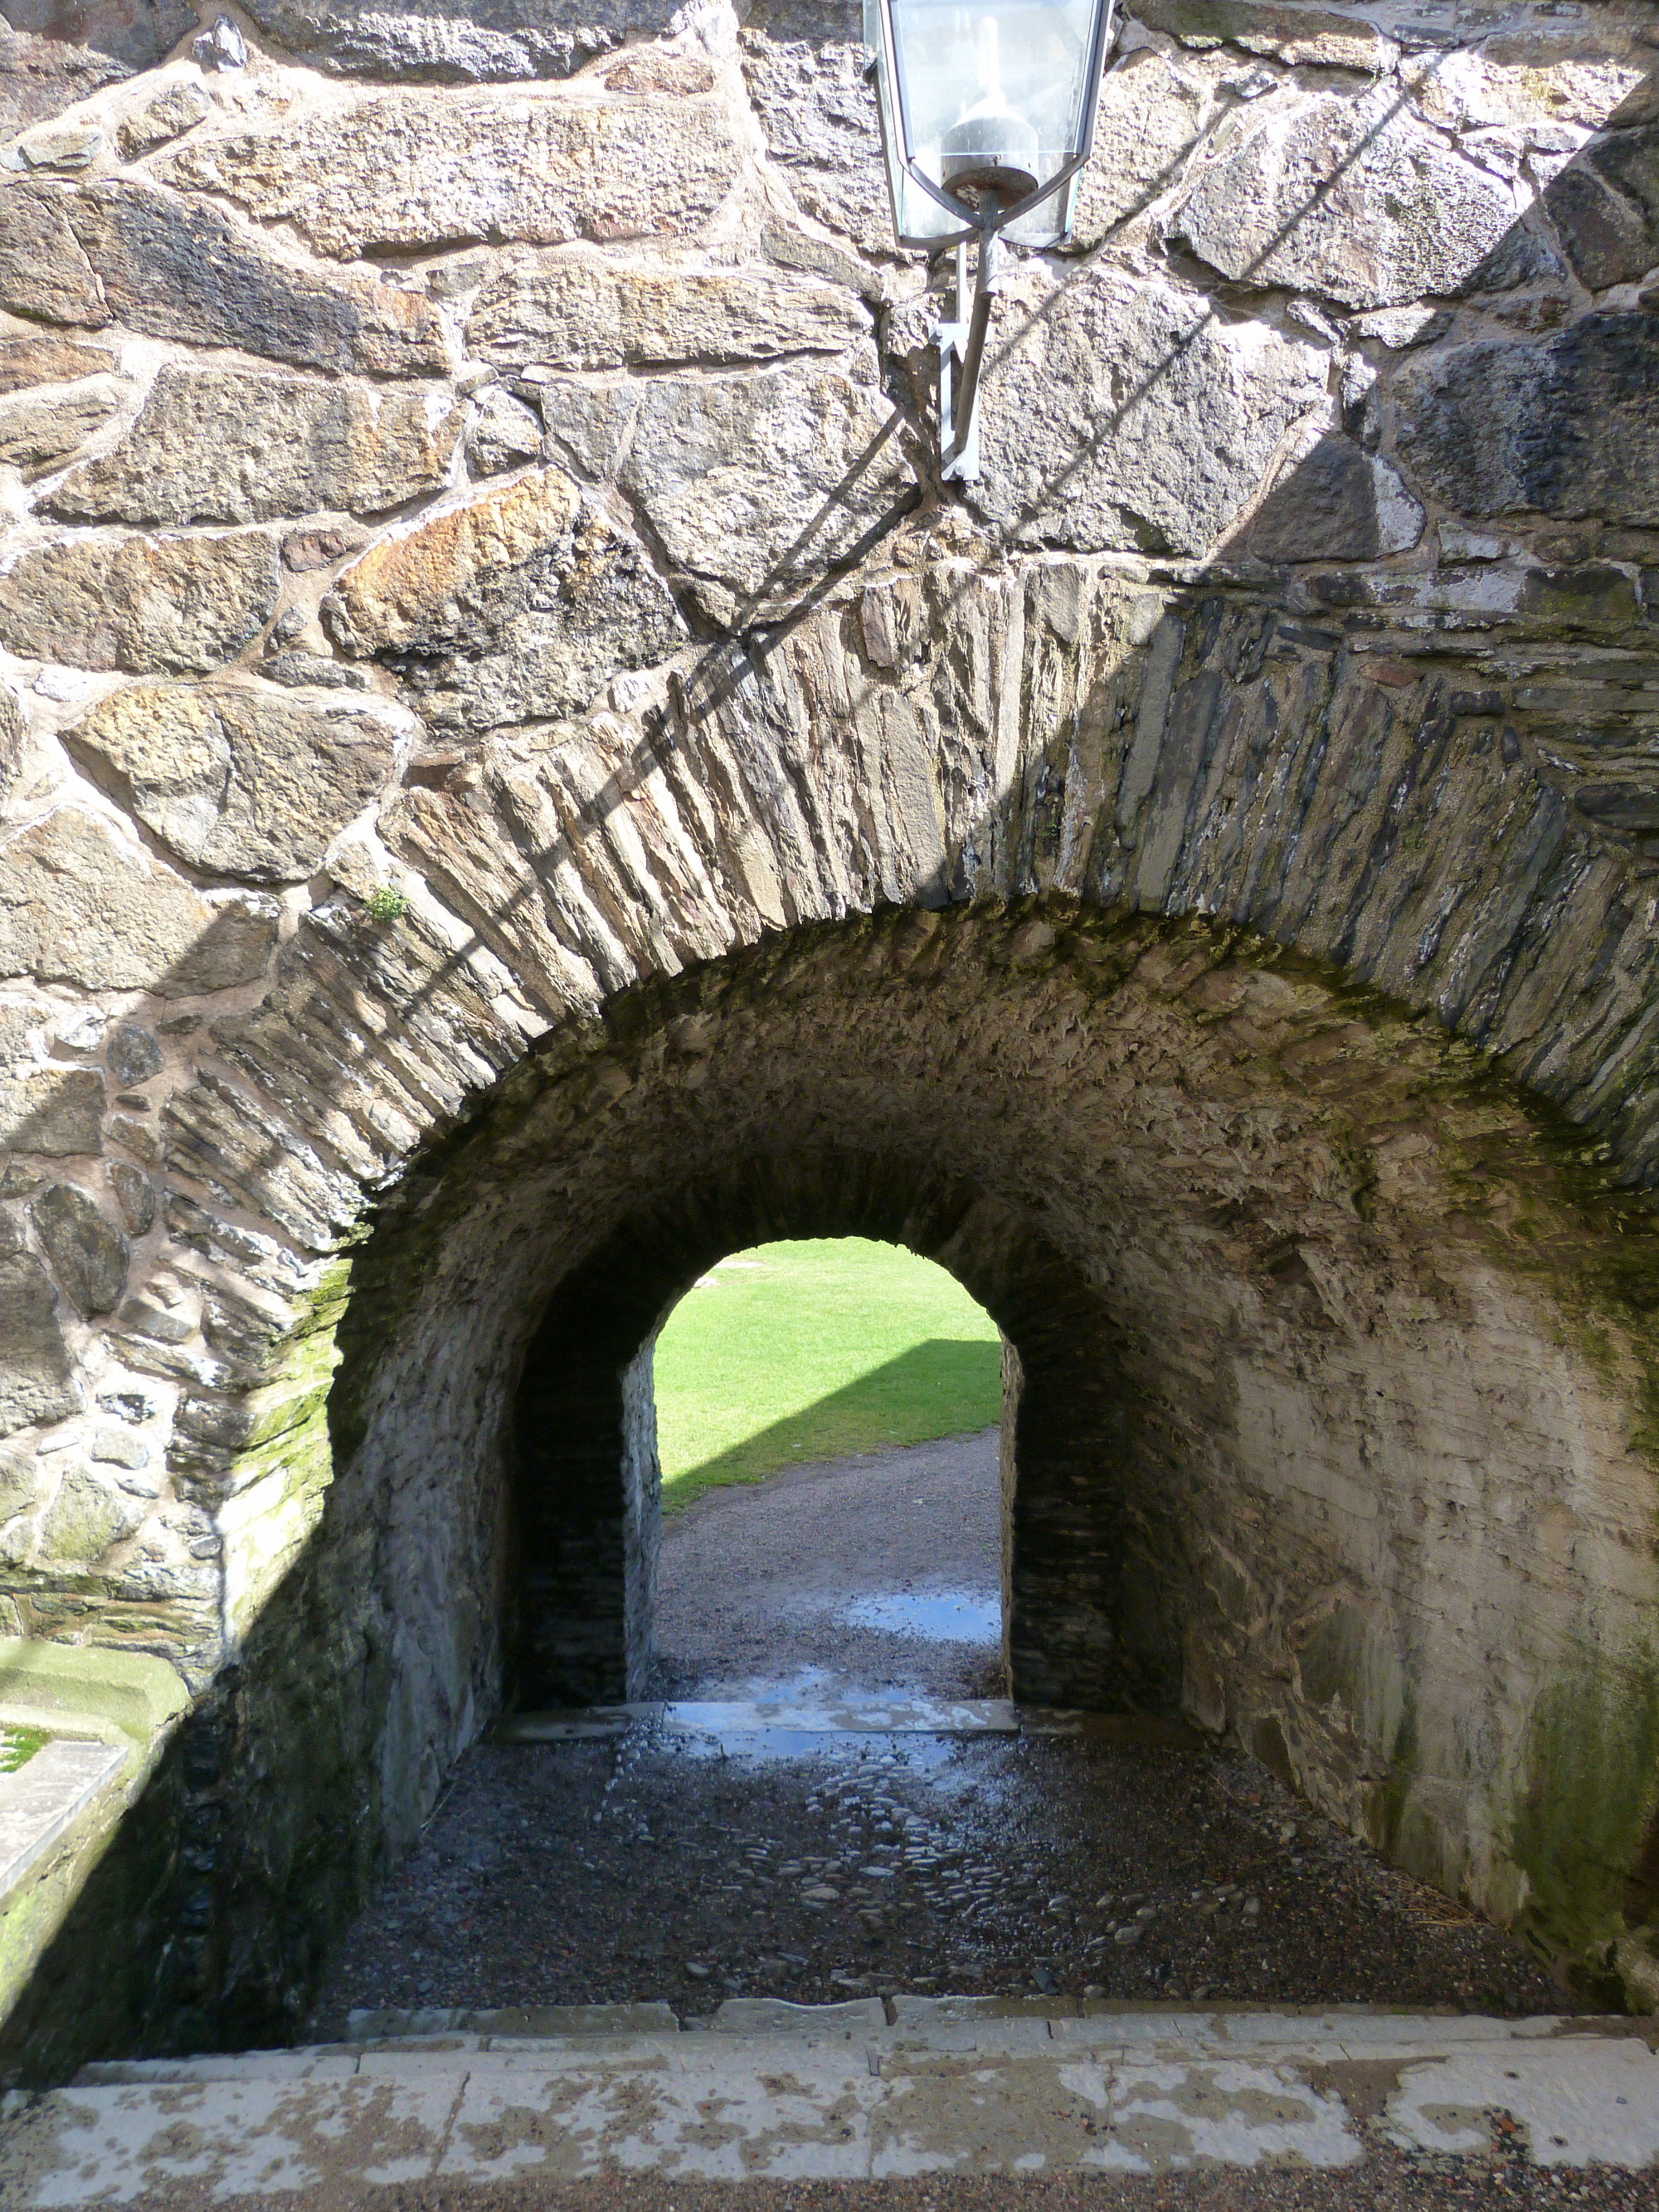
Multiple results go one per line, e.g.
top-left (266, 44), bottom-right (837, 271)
top-left (937, 225), bottom-right (1000, 484)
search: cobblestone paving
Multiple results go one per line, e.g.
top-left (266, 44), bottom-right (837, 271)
top-left (306, 1440), bottom-right (1564, 2038)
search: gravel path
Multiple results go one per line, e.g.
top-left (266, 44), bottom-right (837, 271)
top-left (649, 1430), bottom-right (1006, 1701)
top-left (307, 1436), bottom-right (1565, 2038)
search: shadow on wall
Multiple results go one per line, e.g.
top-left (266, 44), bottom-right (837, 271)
top-left (661, 1337), bottom-right (1004, 1510)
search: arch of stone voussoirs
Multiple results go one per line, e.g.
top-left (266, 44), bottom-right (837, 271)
top-left (509, 1149), bottom-right (1130, 1714)
top-left (214, 893), bottom-right (1651, 2038)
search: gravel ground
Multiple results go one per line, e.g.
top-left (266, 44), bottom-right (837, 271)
top-left (648, 1430), bottom-right (1008, 1703)
top-left (306, 1435), bottom-right (1565, 2034)
top-left (61, 2156), bottom-right (1659, 2212)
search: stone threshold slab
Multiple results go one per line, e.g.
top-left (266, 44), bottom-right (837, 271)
top-left (495, 1698), bottom-right (1197, 1742)
top-left (0, 1739), bottom-right (124, 1903)
top-left (8, 2007), bottom-right (1659, 2197)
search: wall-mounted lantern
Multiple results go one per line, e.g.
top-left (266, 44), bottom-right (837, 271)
top-left (866, 0), bottom-right (1117, 480)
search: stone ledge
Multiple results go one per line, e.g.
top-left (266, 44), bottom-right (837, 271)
top-left (0, 1741), bottom-right (124, 1907)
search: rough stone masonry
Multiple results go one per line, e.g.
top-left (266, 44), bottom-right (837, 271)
top-left (0, 0), bottom-right (1657, 2078)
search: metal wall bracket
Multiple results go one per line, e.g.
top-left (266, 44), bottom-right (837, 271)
top-left (933, 232), bottom-right (1000, 484)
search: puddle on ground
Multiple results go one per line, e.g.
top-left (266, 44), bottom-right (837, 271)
top-left (839, 1590), bottom-right (1001, 1643)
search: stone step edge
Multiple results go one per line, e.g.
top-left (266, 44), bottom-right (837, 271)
top-left (71, 2000), bottom-right (1653, 2086)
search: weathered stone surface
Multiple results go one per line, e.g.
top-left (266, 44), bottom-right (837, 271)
top-left (160, 85), bottom-right (747, 261)
top-left (1394, 314), bottom-right (1659, 527)
top-left (0, 1211), bottom-right (78, 1437)
top-left (324, 469), bottom-right (687, 729)
top-left (1544, 128), bottom-right (1659, 292)
top-left (32, 1182), bottom-right (127, 1316)
top-left (240, 0), bottom-right (679, 80)
top-left (0, 1069), bottom-right (105, 1157)
top-left (0, 332), bottom-right (117, 396)
top-left (35, 1461), bottom-right (144, 1561)
top-left (0, 179), bottom-right (450, 376)
top-left (0, 20), bottom-right (126, 142)
top-left (0, 808), bottom-right (279, 996)
top-left (4, 0), bottom-right (199, 76)
top-left (0, 376), bottom-right (126, 478)
top-left (738, 12), bottom-right (889, 260)
top-left (1128, 0), bottom-right (1394, 71)
top-left (48, 364), bottom-right (462, 526)
top-left (260, 649), bottom-right (372, 691)
top-left (0, 1446), bottom-right (36, 1521)
top-left (90, 1421), bottom-right (148, 1467)
top-left (282, 519), bottom-right (370, 573)
top-left (105, 1025), bottom-right (162, 1089)
top-left (69, 680), bottom-right (400, 883)
top-left (1403, 46), bottom-right (1649, 135)
top-left (107, 1162), bottom-right (153, 1236)
top-left (956, 268), bottom-right (1327, 556)
top-left (2, 117), bottom-right (103, 170)
top-left (464, 386), bottom-right (542, 476)
top-left (466, 251), bottom-right (869, 371)
top-left (1242, 434), bottom-right (1423, 562)
top-left (540, 351), bottom-right (916, 597)
top-left (1069, 49), bottom-right (1211, 248)
top-left (1168, 87), bottom-right (1518, 309)
top-left (115, 78), bottom-right (213, 160)
top-left (0, 529), bottom-right (278, 672)
top-left (0, 685), bottom-right (19, 816)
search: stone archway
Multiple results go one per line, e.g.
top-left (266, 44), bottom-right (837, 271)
top-left (0, 0), bottom-right (1656, 2078)
top-left (510, 1151), bottom-right (1132, 1715)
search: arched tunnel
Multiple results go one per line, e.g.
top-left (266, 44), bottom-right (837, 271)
top-left (0, 0), bottom-right (1655, 2098)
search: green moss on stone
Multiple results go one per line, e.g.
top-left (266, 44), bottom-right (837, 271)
top-left (1511, 1653), bottom-right (1659, 1999)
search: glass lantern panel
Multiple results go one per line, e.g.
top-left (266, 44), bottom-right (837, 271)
top-left (868, 0), bottom-right (1099, 246)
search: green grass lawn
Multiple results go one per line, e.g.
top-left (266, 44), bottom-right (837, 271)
top-left (654, 1238), bottom-right (1002, 1512)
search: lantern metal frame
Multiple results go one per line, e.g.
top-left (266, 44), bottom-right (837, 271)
top-left (867, 0), bottom-right (1117, 480)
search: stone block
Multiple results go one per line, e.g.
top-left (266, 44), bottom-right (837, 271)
top-left (1128, 0), bottom-right (1394, 71)
top-left (323, 469), bottom-right (688, 730)
top-left (463, 387), bottom-right (542, 477)
top-left (36, 1461), bottom-right (145, 1560)
top-left (948, 268), bottom-right (1326, 557)
top-left (0, 1069), bottom-right (105, 1158)
top-left (1394, 314), bottom-right (1659, 528)
top-left (0, 1446), bottom-right (36, 1522)
top-left (105, 1026), bottom-right (162, 1090)
top-left (540, 351), bottom-right (915, 599)
top-left (0, 378), bottom-right (127, 479)
top-left (115, 79), bottom-right (214, 161)
top-left (260, 650), bottom-right (373, 692)
top-left (0, 808), bottom-right (279, 996)
top-left (0, 333), bottom-right (118, 397)
top-left (159, 83), bottom-right (747, 261)
top-left (282, 520), bottom-right (371, 573)
top-left (739, 15), bottom-right (891, 261)
top-left (3, 0), bottom-right (199, 76)
top-left (68, 680), bottom-right (401, 884)
top-left (0, 685), bottom-right (17, 817)
top-left (1069, 49), bottom-right (1210, 247)
top-left (1543, 128), bottom-right (1659, 292)
top-left (239, 0), bottom-right (679, 81)
top-left (0, 21), bottom-right (126, 144)
top-left (1167, 85), bottom-right (1516, 309)
top-left (2, 118), bottom-right (102, 170)
top-left (0, 530), bottom-right (279, 674)
top-left (90, 1425), bottom-right (148, 1469)
top-left (1243, 436), bottom-right (1423, 563)
top-left (466, 251), bottom-right (869, 372)
top-left (32, 1183), bottom-right (128, 1316)
top-left (107, 1163), bottom-right (153, 1237)
top-left (0, 179), bottom-right (450, 377)
top-left (48, 365), bottom-right (463, 528)
top-left (0, 1212), bottom-right (79, 1439)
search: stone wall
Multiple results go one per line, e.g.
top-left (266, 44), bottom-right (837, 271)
top-left (0, 0), bottom-right (1657, 2066)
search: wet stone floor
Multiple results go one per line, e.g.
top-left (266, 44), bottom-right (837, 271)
top-left (305, 1435), bottom-right (1566, 2037)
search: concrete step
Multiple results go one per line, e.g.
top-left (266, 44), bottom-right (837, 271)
top-left (3, 2000), bottom-right (1656, 2198)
